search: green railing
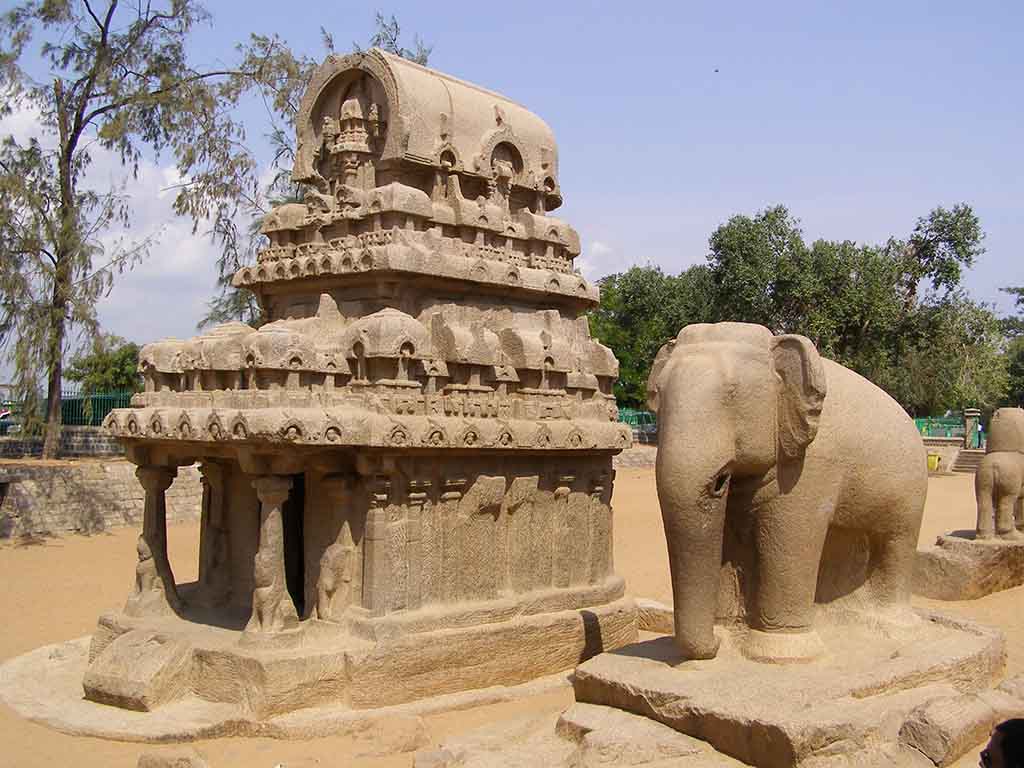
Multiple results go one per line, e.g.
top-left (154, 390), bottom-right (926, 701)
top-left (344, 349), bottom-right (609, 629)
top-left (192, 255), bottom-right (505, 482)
top-left (618, 408), bottom-right (656, 427)
top-left (914, 417), bottom-right (965, 439)
top-left (60, 390), bottom-right (134, 426)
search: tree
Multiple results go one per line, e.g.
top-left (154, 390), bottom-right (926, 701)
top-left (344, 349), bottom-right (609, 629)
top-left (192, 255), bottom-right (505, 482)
top-left (362, 13), bottom-right (431, 64)
top-left (706, 205), bottom-right (809, 332)
top-left (591, 203), bottom-right (1003, 415)
top-left (896, 204), bottom-right (985, 308)
top-left (705, 204), bottom-right (983, 342)
top-left (1003, 337), bottom-right (1024, 408)
top-left (702, 204), bottom-right (999, 407)
top-left (1001, 286), bottom-right (1024, 338)
top-left (589, 265), bottom-right (714, 406)
top-left (885, 294), bottom-right (1007, 415)
top-left (199, 14), bottom-right (432, 329)
top-left (65, 333), bottom-right (140, 393)
top-left (0, 0), bottom-right (278, 456)
top-left (193, 32), bottom-right (318, 329)
top-left (1001, 286), bottom-right (1024, 407)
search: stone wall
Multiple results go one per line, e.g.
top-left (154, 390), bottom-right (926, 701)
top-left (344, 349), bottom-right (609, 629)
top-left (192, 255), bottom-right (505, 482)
top-left (613, 445), bottom-right (657, 469)
top-left (0, 426), bottom-right (123, 459)
top-left (0, 460), bottom-right (202, 538)
top-left (923, 436), bottom-right (964, 475)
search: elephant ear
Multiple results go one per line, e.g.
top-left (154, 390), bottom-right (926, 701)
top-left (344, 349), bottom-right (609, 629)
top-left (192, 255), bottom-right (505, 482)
top-left (646, 340), bottom-right (676, 414)
top-left (771, 334), bottom-right (827, 461)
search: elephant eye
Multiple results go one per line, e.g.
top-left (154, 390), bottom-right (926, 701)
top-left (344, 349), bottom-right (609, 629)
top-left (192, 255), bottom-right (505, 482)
top-left (711, 471), bottom-right (731, 497)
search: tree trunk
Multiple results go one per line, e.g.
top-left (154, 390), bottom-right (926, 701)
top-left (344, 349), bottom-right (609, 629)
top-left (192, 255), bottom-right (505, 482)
top-left (43, 112), bottom-right (74, 460)
top-left (41, 276), bottom-right (67, 459)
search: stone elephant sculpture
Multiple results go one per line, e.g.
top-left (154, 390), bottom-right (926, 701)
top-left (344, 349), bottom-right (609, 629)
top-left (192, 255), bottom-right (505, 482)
top-left (646, 322), bottom-right (927, 662)
top-left (976, 407), bottom-right (1024, 539)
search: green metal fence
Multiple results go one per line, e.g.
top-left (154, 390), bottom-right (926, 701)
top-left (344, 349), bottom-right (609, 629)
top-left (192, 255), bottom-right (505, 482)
top-left (913, 417), bottom-right (965, 439)
top-left (618, 408), bottom-right (656, 427)
top-left (60, 391), bottom-right (134, 426)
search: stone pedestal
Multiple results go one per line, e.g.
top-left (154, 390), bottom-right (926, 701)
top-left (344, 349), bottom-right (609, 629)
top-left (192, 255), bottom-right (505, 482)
top-left (915, 532), bottom-right (1024, 600)
top-left (83, 629), bottom-right (192, 711)
top-left (572, 611), bottom-right (1005, 768)
top-left (412, 701), bottom-right (745, 767)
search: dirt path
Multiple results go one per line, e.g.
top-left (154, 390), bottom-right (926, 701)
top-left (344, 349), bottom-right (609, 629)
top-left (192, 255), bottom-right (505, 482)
top-left (0, 469), bottom-right (1011, 767)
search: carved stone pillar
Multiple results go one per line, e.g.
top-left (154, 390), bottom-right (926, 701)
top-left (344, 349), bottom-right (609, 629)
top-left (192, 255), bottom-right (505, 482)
top-left (125, 466), bottom-right (180, 617)
top-left (588, 470), bottom-right (612, 583)
top-left (406, 478), bottom-right (430, 610)
top-left (362, 474), bottom-right (391, 616)
top-left (553, 473), bottom-right (575, 588)
top-left (246, 476), bottom-right (299, 633)
top-left (440, 477), bottom-right (467, 603)
top-left (198, 462), bottom-right (230, 604)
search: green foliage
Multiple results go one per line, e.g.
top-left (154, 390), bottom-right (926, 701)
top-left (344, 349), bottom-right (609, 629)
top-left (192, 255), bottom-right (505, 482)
top-left (703, 203), bottom-right (1000, 414)
top-left (65, 334), bottom-right (140, 393)
top-left (589, 265), bottom-right (713, 406)
top-left (1001, 287), bottom-right (1024, 407)
top-left (1001, 286), bottom-right (1024, 338)
top-left (0, 0), bottom-right (285, 454)
top-left (1004, 337), bottom-right (1024, 408)
top-left (0, 4), bottom-right (427, 451)
top-left (880, 294), bottom-right (1008, 415)
top-left (902, 204), bottom-right (985, 296)
top-left (0, 132), bottom-right (133, 437)
top-left (706, 206), bottom-right (809, 331)
top-left (363, 13), bottom-right (432, 64)
top-left (199, 14), bottom-right (432, 329)
top-left (193, 32), bottom-right (319, 329)
top-left (591, 203), bottom-right (1006, 415)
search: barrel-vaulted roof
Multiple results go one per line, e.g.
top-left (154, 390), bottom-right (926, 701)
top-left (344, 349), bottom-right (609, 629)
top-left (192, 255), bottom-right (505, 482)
top-left (293, 49), bottom-right (562, 209)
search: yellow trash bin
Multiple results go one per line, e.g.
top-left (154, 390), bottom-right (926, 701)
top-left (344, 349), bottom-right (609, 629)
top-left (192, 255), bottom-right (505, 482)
top-left (927, 453), bottom-right (941, 472)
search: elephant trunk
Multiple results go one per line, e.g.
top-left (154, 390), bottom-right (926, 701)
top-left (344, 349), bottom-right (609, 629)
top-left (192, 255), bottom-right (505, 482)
top-left (656, 445), bottom-right (731, 660)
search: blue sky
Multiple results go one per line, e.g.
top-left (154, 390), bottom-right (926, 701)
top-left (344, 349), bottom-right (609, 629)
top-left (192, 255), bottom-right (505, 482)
top-left (212, 0), bottom-right (1021, 304)
top-left (3, 0), bottom-right (1022, 371)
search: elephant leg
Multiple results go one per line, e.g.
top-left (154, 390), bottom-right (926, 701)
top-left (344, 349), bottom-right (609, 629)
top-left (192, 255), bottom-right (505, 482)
top-left (997, 493), bottom-right (1024, 539)
top-left (748, 497), bottom-right (831, 661)
top-left (976, 457), bottom-right (997, 539)
top-left (1016, 494), bottom-right (1024, 532)
top-left (867, 525), bottom-right (918, 608)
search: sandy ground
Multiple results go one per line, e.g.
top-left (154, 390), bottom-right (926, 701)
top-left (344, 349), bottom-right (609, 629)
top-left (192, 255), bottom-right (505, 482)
top-left (0, 468), bottom-right (1011, 767)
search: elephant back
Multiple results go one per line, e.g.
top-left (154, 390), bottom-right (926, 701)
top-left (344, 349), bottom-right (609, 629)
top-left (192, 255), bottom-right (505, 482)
top-left (987, 407), bottom-right (1024, 454)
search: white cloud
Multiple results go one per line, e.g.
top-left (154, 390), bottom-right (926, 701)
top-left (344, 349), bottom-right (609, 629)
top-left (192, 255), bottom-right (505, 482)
top-left (157, 165), bottom-right (186, 199)
top-left (0, 104), bottom-right (242, 357)
top-left (0, 102), bottom-right (46, 145)
top-left (579, 239), bottom-right (633, 281)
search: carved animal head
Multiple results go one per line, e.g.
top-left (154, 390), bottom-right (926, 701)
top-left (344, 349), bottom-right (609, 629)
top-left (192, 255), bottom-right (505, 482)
top-left (647, 322), bottom-right (827, 469)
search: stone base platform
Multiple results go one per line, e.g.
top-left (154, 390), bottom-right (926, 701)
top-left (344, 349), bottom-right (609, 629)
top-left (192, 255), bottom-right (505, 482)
top-left (915, 532), bottom-right (1024, 600)
top-left (413, 701), bottom-right (747, 767)
top-left (0, 637), bottom-right (562, 750)
top-left (0, 597), bottom-right (636, 741)
top-left (572, 610), bottom-right (1006, 768)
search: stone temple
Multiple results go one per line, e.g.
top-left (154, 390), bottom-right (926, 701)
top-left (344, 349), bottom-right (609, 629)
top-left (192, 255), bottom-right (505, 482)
top-left (90, 49), bottom-right (636, 716)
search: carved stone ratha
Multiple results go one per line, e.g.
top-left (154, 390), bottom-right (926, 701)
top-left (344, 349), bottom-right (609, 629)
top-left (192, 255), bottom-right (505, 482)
top-left (87, 48), bottom-right (636, 717)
